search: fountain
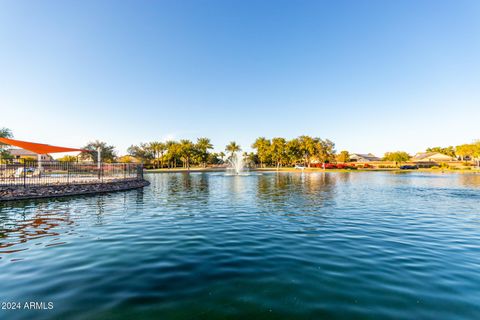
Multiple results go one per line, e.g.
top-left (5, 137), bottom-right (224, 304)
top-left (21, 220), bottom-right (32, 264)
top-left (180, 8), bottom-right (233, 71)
top-left (226, 152), bottom-right (247, 175)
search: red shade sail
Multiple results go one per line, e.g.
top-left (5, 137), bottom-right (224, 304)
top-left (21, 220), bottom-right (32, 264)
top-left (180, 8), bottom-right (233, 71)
top-left (0, 137), bottom-right (87, 154)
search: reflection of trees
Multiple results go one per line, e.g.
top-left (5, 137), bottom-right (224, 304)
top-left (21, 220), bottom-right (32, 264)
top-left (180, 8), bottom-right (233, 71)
top-left (255, 173), bottom-right (340, 235)
top-left (160, 173), bottom-right (210, 206)
top-left (256, 172), bottom-right (338, 212)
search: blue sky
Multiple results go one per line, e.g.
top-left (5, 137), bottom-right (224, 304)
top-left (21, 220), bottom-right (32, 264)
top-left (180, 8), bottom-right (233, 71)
top-left (1, 0), bottom-right (479, 156)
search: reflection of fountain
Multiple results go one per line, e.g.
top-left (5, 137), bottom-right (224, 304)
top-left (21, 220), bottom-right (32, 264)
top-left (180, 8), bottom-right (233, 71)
top-left (226, 152), bottom-right (247, 175)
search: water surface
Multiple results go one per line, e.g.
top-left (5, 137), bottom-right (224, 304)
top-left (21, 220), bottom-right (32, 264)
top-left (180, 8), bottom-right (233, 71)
top-left (1, 172), bottom-right (480, 319)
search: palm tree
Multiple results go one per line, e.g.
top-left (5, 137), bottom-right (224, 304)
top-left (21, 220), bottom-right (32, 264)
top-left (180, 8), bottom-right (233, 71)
top-left (179, 139), bottom-right (194, 170)
top-left (165, 140), bottom-right (179, 168)
top-left (0, 127), bottom-right (13, 164)
top-left (158, 142), bottom-right (167, 168)
top-left (270, 137), bottom-right (287, 170)
top-left (252, 137), bottom-right (271, 168)
top-left (0, 127), bottom-right (12, 139)
top-left (219, 152), bottom-right (226, 163)
top-left (149, 141), bottom-right (166, 169)
top-left (196, 137), bottom-right (213, 168)
top-left (225, 141), bottom-right (241, 157)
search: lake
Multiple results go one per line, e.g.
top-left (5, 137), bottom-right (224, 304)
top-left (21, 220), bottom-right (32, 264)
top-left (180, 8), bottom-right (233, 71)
top-left (1, 172), bottom-right (480, 319)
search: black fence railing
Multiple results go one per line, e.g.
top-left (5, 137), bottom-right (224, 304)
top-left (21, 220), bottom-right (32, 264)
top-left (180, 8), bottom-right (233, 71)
top-left (0, 161), bottom-right (144, 187)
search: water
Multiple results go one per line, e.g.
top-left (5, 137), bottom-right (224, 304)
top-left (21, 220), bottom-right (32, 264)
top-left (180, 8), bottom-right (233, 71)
top-left (1, 172), bottom-right (480, 319)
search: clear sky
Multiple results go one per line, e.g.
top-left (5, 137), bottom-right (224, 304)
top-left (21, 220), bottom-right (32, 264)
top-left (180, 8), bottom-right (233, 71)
top-left (1, 0), bottom-right (479, 157)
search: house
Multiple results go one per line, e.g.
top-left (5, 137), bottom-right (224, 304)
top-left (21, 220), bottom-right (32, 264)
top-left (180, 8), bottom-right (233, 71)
top-left (8, 148), bottom-right (53, 161)
top-left (350, 153), bottom-right (381, 162)
top-left (411, 152), bottom-right (455, 163)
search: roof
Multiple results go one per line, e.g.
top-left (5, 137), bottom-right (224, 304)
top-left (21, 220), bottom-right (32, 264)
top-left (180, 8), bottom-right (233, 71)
top-left (351, 153), bottom-right (381, 161)
top-left (9, 148), bottom-right (39, 156)
top-left (412, 152), bottom-right (454, 161)
top-left (0, 137), bottom-right (86, 154)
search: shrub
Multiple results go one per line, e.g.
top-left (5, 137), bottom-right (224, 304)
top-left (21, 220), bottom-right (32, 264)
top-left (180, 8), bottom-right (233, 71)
top-left (378, 165), bottom-right (396, 168)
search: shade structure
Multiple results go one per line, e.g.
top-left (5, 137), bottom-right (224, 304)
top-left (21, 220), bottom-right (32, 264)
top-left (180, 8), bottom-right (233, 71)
top-left (0, 137), bottom-right (86, 154)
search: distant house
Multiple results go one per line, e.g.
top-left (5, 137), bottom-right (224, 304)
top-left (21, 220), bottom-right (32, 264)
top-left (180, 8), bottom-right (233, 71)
top-left (8, 148), bottom-right (53, 161)
top-left (411, 152), bottom-right (455, 163)
top-left (350, 153), bottom-right (381, 162)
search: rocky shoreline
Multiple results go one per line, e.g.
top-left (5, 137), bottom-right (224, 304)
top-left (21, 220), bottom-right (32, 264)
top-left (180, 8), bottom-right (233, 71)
top-left (0, 179), bottom-right (150, 202)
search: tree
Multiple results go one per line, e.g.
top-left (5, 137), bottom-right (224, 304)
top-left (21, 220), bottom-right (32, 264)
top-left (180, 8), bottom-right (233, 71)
top-left (315, 139), bottom-right (336, 164)
top-left (196, 137), bottom-right (213, 168)
top-left (0, 127), bottom-right (12, 139)
top-left (270, 137), bottom-right (287, 169)
top-left (165, 141), bottom-right (181, 168)
top-left (149, 141), bottom-right (166, 169)
top-left (244, 152), bottom-right (258, 167)
top-left (473, 141), bottom-right (480, 167)
top-left (226, 141), bottom-right (241, 157)
top-left (81, 140), bottom-right (117, 163)
top-left (0, 127), bottom-right (13, 162)
top-left (298, 135), bottom-right (318, 167)
top-left (252, 137), bottom-right (271, 168)
top-left (455, 144), bottom-right (476, 162)
top-left (127, 143), bottom-right (154, 163)
top-left (337, 151), bottom-right (350, 163)
top-left (285, 138), bottom-right (302, 166)
top-left (207, 152), bottom-right (222, 165)
top-left (383, 151), bottom-right (411, 166)
top-left (57, 155), bottom-right (78, 162)
top-left (118, 155), bottom-right (139, 163)
top-left (179, 139), bottom-right (194, 169)
top-left (218, 152), bottom-right (226, 163)
top-left (426, 146), bottom-right (456, 157)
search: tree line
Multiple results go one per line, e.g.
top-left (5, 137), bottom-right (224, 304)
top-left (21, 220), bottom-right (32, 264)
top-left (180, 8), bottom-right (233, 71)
top-left (2, 126), bottom-right (480, 167)
top-left (125, 136), bottom-right (336, 169)
top-left (127, 138), bottom-right (221, 169)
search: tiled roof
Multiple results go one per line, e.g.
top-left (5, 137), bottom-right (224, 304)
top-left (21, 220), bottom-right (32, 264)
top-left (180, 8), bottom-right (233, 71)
top-left (8, 148), bottom-right (38, 156)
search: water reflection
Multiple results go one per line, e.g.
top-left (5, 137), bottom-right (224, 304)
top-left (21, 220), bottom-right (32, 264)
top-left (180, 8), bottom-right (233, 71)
top-left (458, 173), bottom-right (480, 188)
top-left (0, 201), bottom-right (75, 258)
top-left (148, 172), bottom-right (211, 207)
top-left (1, 171), bottom-right (479, 263)
top-left (256, 172), bottom-right (337, 212)
top-left (0, 194), bottom-right (119, 260)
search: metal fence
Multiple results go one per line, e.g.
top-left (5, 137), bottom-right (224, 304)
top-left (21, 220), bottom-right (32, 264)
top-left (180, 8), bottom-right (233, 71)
top-left (0, 161), bottom-right (144, 187)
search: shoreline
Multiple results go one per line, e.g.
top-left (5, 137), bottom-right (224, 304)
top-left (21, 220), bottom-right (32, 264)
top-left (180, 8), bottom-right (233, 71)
top-left (145, 167), bottom-right (480, 174)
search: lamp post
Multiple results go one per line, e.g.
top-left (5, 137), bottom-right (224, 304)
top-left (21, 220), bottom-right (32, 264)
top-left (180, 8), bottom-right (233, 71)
top-left (97, 147), bottom-right (102, 180)
top-left (97, 147), bottom-right (101, 169)
top-left (38, 153), bottom-right (42, 172)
